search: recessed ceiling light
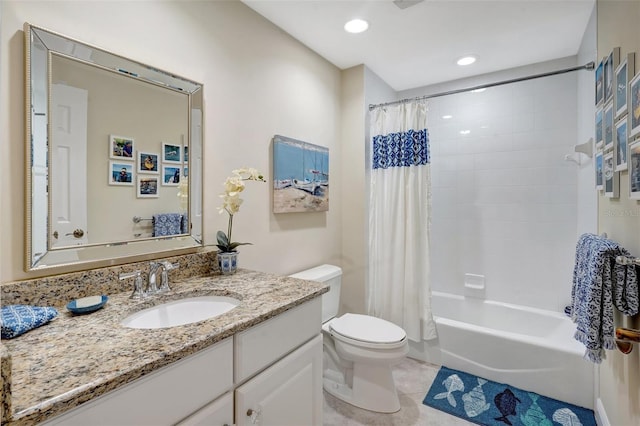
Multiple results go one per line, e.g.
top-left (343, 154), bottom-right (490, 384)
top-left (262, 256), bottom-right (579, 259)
top-left (471, 88), bottom-right (486, 93)
top-left (344, 19), bottom-right (369, 34)
top-left (460, 130), bottom-right (471, 135)
top-left (442, 114), bottom-right (453, 119)
top-left (457, 55), bottom-right (477, 66)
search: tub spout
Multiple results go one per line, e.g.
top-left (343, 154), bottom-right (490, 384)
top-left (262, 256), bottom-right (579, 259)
top-left (615, 327), bottom-right (640, 354)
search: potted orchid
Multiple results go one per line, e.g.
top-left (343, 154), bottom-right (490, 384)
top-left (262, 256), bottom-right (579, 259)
top-left (216, 167), bottom-right (265, 274)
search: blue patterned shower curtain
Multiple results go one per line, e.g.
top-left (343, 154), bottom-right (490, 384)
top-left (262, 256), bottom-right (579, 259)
top-left (368, 100), bottom-right (436, 341)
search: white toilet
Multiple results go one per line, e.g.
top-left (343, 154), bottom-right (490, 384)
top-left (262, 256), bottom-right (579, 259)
top-left (290, 264), bottom-right (409, 413)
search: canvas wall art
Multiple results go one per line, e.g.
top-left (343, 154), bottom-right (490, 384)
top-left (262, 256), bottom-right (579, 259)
top-left (272, 135), bottom-right (329, 213)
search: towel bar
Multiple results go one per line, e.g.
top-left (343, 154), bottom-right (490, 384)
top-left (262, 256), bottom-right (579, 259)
top-left (132, 216), bottom-right (152, 223)
top-left (615, 327), bottom-right (640, 354)
top-left (615, 255), bottom-right (640, 266)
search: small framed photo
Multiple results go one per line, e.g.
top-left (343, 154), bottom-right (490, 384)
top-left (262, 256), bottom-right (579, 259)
top-left (162, 142), bottom-right (182, 163)
top-left (615, 53), bottom-right (635, 119)
top-left (596, 107), bottom-right (603, 147)
top-left (604, 101), bottom-right (614, 150)
top-left (604, 47), bottom-right (620, 102)
top-left (137, 151), bottom-right (159, 174)
top-left (183, 146), bottom-right (189, 163)
top-left (604, 151), bottom-right (619, 198)
top-left (595, 150), bottom-right (604, 190)
top-left (629, 140), bottom-right (640, 199)
top-left (615, 118), bottom-right (628, 171)
top-left (137, 176), bottom-right (159, 198)
top-left (109, 135), bottom-right (134, 160)
top-left (108, 161), bottom-right (133, 186)
top-left (595, 59), bottom-right (604, 106)
top-left (162, 165), bottom-right (181, 186)
top-left (629, 71), bottom-right (640, 139)
top-left (183, 166), bottom-right (189, 178)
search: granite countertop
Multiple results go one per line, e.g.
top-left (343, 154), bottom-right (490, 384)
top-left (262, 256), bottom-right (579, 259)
top-left (1, 269), bottom-right (328, 425)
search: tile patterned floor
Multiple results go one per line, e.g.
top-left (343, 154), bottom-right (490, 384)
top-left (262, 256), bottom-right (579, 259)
top-left (323, 357), bottom-right (473, 425)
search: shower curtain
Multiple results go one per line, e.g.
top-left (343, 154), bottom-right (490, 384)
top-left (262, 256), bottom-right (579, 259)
top-left (368, 100), bottom-right (436, 342)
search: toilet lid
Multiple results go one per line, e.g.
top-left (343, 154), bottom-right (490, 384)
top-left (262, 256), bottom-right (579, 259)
top-left (329, 313), bottom-right (406, 344)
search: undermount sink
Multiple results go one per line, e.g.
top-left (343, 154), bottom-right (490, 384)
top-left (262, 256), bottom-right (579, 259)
top-left (121, 296), bottom-right (240, 329)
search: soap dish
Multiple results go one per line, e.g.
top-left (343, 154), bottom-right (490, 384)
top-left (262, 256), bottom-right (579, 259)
top-left (67, 295), bottom-right (108, 315)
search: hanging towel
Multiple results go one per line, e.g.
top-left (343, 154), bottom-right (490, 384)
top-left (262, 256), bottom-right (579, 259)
top-left (181, 214), bottom-right (189, 234)
top-left (571, 233), bottom-right (639, 363)
top-left (1, 305), bottom-right (58, 339)
top-left (152, 213), bottom-right (183, 237)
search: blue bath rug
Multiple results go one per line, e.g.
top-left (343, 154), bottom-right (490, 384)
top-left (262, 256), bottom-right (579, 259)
top-left (423, 366), bottom-right (596, 426)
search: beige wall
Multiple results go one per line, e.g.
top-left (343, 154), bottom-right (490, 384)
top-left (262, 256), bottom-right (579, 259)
top-left (597, 1), bottom-right (640, 425)
top-left (0, 0), bottom-right (343, 282)
top-left (339, 65), bottom-right (366, 315)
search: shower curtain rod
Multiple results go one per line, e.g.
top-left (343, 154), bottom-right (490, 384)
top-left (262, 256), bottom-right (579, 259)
top-left (368, 61), bottom-right (595, 111)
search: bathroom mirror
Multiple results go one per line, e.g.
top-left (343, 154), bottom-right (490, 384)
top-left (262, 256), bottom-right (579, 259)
top-left (25, 23), bottom-right (203, 271)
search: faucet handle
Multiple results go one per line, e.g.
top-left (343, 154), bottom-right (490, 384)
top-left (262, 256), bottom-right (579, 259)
top-left (162, 261), bottom-right (179, 270)
top-left (119, 270), bottom-right (145, 299)
top-left (157, 261), bottom-right (179, 293)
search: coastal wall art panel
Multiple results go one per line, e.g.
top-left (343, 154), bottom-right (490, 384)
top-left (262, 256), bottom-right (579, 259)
top-left (272, 135), bottom-right (329, 213)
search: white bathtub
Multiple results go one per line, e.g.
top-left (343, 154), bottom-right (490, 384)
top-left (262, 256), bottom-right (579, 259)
top-left (423, 291), bottom-right (594, 409)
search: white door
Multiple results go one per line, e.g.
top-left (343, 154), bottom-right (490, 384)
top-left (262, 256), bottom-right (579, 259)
top-left (51, 84), bottom-right (88, 248)
top-left (235, 335), bottom-right (323, 426)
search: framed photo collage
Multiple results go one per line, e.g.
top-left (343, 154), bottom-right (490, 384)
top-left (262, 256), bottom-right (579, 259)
top-left (109, 135), bottom-right (188, 198)
top-left (595, 47), bottom-right (640, 199)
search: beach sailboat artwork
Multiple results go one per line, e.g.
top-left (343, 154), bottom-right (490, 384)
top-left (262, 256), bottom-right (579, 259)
top-left (273, 135), bottom-right (329, 213)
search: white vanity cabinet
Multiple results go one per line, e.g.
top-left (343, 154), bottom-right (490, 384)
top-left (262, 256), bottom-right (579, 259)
top-left (235, 335), bottom-right (322, 426)
top-left (233, 296), bottom-right (323, 426)
top-left (42, 297), bottom-right (322, 426)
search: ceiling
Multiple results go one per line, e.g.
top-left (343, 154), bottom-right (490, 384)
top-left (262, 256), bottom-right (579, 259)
top-left (242, 0), bottom-right (595, 91)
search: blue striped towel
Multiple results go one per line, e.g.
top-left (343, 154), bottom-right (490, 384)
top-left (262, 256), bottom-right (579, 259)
top-left (1, 305), bottom-right (58, 339)
top-left (571, 233), bottom-right (639, 363)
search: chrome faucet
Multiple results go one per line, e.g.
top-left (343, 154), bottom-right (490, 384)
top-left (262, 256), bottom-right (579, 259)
top-left (148, 261), bottom-right (180, 294)
top-left (119, 261), bottom-right (179, 299)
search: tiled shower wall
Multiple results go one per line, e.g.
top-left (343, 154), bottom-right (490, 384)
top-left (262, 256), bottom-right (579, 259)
top-left (427, 72), bottom-right (579, 312)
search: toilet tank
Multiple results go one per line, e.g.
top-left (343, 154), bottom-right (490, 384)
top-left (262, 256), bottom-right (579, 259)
top-left (289, 264), bottom-right (342, 323)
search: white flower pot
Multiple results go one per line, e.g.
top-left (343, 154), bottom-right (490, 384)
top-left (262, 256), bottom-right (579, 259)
top-left (217, 251), bottom-right (238, 275)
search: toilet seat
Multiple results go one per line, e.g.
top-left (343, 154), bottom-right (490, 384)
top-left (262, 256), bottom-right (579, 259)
top-left (328, 313), bottom-right (407, 350)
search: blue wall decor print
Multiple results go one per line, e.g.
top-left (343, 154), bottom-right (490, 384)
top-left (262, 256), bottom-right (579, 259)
top-left (273, 135), bottom-right (329, 213)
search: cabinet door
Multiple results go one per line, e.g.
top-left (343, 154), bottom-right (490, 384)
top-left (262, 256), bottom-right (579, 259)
top-left (235, 334), bottom-right (322, 426)
top-left (176, 392), bottom-right (233, 426)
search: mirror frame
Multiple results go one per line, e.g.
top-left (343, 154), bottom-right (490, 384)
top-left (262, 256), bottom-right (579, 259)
top-left (24, 23), bottom-right (204, 271)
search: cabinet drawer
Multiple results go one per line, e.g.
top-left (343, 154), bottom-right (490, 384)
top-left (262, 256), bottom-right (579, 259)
top-left (43, 337), bottom-right (233, 426)
top-left (234, 297), bottom-right (321, 383)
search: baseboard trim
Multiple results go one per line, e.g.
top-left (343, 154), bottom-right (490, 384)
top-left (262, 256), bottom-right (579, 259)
top-left (595, 397), bottom-right (610, 426)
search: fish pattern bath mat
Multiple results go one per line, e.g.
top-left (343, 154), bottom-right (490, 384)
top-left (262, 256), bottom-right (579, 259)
top-left (423, 367), bottom-right (596, 426)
